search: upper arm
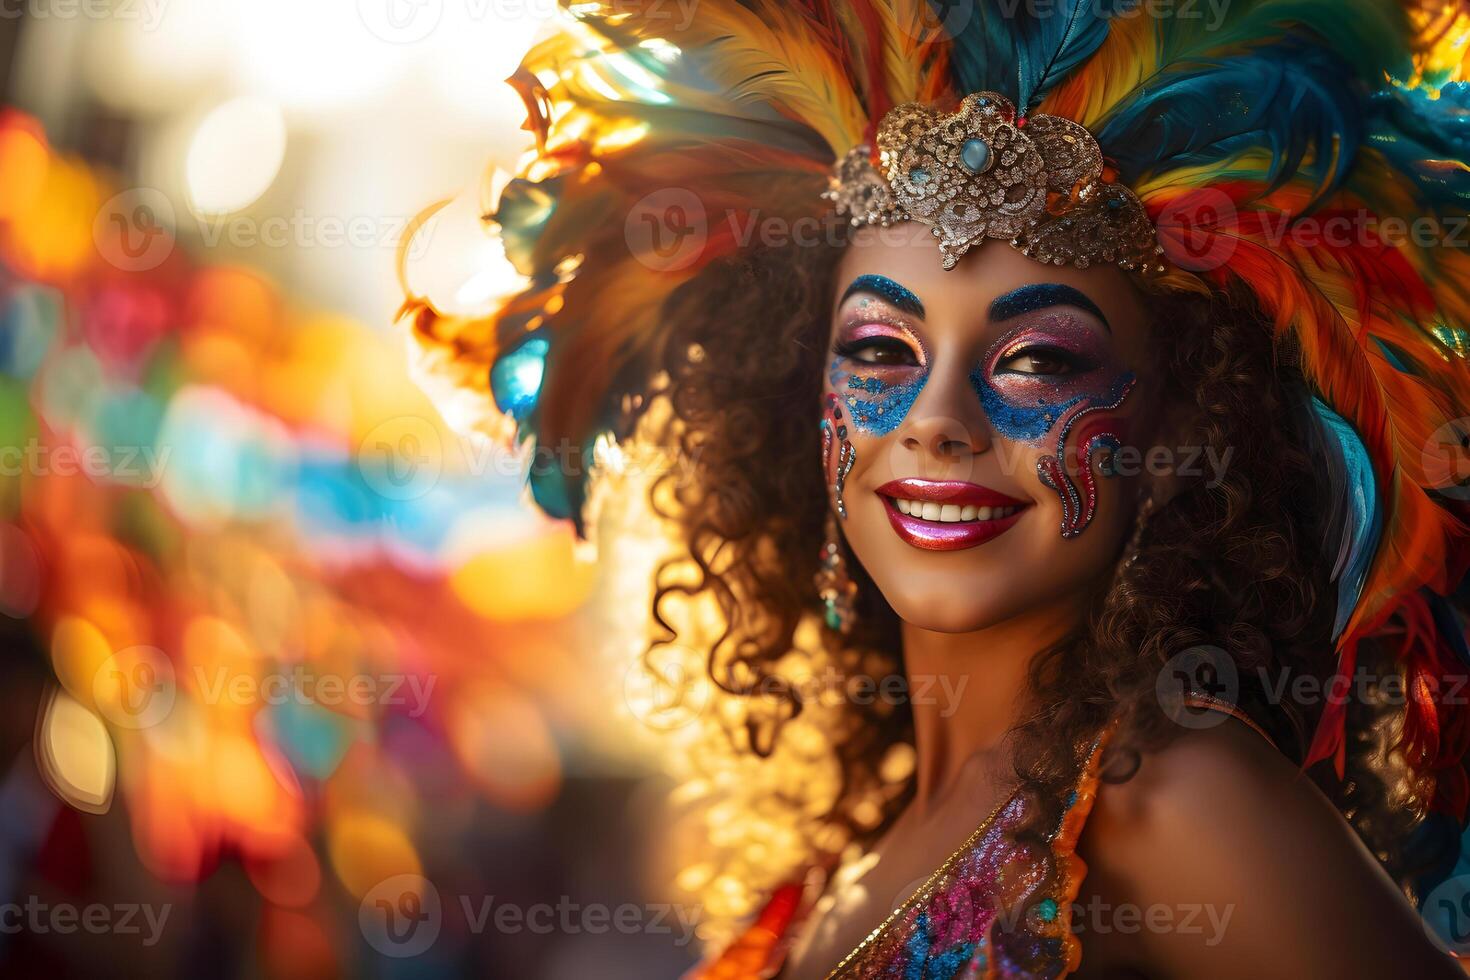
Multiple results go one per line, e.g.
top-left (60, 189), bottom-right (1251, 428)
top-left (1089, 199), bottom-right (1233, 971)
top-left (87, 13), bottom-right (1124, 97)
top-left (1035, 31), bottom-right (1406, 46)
top-left (1073, 718), bottom-right (1461, 980)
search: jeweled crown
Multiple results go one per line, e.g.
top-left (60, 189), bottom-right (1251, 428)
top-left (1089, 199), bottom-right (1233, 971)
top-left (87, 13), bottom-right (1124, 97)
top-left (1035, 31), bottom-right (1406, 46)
top-left (824, 92), bottom-right (1165, 274)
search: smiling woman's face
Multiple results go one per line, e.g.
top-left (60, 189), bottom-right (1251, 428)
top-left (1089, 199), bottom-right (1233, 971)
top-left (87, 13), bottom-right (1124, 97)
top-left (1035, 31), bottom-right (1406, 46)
top-left (823, 225), bottom-right (1165, 634)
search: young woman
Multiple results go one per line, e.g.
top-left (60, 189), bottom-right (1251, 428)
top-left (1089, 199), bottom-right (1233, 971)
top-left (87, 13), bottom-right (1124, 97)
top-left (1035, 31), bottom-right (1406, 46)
top-left (400, 1), bottom-right (1470, 976)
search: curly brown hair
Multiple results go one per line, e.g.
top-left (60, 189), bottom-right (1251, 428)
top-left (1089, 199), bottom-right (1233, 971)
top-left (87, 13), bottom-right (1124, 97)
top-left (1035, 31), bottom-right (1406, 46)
top-left (628, 233), bottom-right (1439, 916)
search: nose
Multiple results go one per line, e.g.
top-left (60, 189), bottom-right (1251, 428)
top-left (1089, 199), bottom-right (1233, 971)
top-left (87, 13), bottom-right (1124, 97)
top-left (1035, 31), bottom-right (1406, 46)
top-left (899, 375), bottom-right (992, 460)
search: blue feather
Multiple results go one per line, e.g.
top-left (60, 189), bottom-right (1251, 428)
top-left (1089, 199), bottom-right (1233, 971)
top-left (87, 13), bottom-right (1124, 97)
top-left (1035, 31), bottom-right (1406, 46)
top-left (940, 0), bottom-right (1135, 113)
top-left (1097, 40), bottom-right (1364, 207)
top-left (1366, 83), bottom-right (1470, 215)
top-left (1308, 397), bottom-right (1381, 638)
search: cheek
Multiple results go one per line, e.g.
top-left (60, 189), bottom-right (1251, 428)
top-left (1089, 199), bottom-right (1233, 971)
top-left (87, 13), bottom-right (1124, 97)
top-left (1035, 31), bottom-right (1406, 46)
top-left (827, 357), bottom-right (927, 437)
top-left (972, 368), bottom-right (1137, 538)
top-left (968, 368), bottom-right (1135, 447)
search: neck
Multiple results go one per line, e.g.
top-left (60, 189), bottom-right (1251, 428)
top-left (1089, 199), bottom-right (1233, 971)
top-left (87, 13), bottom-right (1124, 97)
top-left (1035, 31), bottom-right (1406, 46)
top-left (901, 595), bottom-right (1086, 811)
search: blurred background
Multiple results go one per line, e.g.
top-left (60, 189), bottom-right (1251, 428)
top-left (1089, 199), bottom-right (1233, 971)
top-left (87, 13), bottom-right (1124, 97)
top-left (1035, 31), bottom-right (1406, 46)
top-left (0, 2), bottom-right (707, 976)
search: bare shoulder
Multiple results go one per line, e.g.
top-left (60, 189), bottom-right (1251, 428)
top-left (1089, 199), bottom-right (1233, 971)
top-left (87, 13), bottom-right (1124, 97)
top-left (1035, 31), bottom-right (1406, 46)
top-left (1071, 718), bottom-right (1462, 980)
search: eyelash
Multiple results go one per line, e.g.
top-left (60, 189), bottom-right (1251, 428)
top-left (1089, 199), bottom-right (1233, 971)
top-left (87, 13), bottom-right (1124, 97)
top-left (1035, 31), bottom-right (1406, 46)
top-left (834, 336), bottom-right (922, 367)
top-left (994, 344), bottom-right (1094, 376)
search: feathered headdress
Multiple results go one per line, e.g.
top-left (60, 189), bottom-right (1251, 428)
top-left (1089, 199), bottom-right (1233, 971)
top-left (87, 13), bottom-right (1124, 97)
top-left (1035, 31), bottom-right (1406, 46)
top-left (399, 1), bottom-right (1470, 814)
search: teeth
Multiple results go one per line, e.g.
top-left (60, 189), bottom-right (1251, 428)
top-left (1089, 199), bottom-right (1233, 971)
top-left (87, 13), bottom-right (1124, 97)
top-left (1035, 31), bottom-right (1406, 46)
top-left (891, 498), bottom-right (1021, 523)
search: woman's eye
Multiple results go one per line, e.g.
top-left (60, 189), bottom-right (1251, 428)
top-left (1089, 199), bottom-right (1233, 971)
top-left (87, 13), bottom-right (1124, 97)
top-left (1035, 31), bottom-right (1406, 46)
top-left (996, 348), bottom-right (1084, 376)
top-left (835, 337), bottom-right (919, 366)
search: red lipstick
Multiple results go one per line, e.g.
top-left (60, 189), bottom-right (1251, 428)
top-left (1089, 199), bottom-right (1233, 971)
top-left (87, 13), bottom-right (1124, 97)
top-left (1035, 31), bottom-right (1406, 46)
top-left (874, 479), bottom-right (1030, 551)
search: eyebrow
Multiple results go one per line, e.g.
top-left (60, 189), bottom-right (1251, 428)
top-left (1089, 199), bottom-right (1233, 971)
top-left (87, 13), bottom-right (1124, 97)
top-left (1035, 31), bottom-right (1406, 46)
top-left (840, 274), bottom-right (925, 318)
top-left (989, 283), bottom-right (1110, 332)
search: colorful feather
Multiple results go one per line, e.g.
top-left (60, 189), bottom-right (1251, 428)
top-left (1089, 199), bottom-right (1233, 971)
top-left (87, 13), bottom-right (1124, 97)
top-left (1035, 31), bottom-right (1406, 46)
top-left (399, 0), bottom-right (1470, 813)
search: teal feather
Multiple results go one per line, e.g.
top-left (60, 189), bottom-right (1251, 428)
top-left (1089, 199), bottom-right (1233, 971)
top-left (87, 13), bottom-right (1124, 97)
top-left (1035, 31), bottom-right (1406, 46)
top-left (942, 0), bottom-right (1135, 113)
top-left (1308, 397), bottom-right (1382, 639)
top-left (1098, 41), bottom-right (1364, 205)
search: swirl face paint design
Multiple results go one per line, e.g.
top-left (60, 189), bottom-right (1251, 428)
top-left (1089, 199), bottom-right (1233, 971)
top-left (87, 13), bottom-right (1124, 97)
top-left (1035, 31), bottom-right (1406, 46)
top-left (821, 393), bottom-right (857, 518)
top-left (969, 314), bottom-right (1134, 538)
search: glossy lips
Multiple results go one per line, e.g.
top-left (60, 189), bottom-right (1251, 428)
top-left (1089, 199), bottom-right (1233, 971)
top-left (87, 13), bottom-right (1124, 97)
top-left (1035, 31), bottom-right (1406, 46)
top-left (874, 479), bottom-right (1030, 551)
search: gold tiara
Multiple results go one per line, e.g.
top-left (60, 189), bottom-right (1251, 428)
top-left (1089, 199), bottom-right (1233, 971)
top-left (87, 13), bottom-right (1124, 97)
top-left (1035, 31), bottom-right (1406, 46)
top-left (824, 92), bottom-right (1166, 275)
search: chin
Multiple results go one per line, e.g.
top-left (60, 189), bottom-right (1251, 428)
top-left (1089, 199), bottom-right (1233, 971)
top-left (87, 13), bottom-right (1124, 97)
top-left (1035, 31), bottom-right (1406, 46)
top-left (870, 571), bottom-right (1039, 634)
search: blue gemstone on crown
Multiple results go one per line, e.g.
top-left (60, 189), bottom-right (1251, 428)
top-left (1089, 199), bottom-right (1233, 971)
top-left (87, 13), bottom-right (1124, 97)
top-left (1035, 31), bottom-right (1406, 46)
top-left (909, 166), bottom-right (930, 185)
top-left (961, 138), bottom-right (991, 173)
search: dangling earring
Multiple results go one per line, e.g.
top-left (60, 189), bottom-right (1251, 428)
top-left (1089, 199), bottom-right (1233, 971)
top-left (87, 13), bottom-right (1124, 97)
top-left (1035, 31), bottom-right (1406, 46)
top-left (816, 510), bottom-right (857, 633)
top-left (1121, 494), bottom-right (1157, 570)
top-left (821, 393), bottom-right (856, 519)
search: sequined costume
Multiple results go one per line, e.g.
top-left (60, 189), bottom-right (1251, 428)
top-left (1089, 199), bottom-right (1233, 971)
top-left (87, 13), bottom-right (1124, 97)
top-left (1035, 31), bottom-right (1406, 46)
top-left (696, 728), bottom-right (1113, 980)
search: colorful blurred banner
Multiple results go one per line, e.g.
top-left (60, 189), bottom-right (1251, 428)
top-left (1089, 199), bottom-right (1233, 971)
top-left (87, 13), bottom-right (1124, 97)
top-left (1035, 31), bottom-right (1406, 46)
top-left (0, 103), bottom-right (691, 978)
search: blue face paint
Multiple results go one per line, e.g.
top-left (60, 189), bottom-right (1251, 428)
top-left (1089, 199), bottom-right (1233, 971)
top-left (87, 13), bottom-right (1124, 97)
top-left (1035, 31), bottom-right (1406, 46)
top-left (968, 316), bottom-right (1136, 538)
top-left (968, 317), bottom-right (1129, 445)
top-left (828, 356), bottom-right (926, 436)
top-left (989, 283), bottom-right (1111, 331)
top-left (841, 274), bottom-right (925, 318)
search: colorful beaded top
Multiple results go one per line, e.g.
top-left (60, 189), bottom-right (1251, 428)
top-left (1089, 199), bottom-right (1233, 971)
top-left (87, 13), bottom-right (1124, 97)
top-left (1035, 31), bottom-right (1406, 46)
top-left (694, 728), bottom-right (1112, 980)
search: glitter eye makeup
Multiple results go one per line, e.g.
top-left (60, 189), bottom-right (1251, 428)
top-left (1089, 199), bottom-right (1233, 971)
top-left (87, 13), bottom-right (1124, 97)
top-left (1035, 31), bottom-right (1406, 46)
top-left (988, 282), bottom-right (1110, 330)
top-left (841, 274), bottom-right (926, 318)
top-left (969, 315), bottom-right (1125, 446)
top-left (830, 291), bottom-right (930, 436)
top-left (969, 313), bottom-right (1134, 538)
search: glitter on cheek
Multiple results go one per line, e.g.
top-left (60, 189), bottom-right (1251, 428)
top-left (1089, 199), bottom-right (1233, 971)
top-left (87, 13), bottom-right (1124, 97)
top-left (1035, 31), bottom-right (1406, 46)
top-left (969, 372), bottom-right (1072, 445)
top-left (967, 320), bottom-right (1121, 445)
top-left (828, 356), bottom-right (927, 437)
